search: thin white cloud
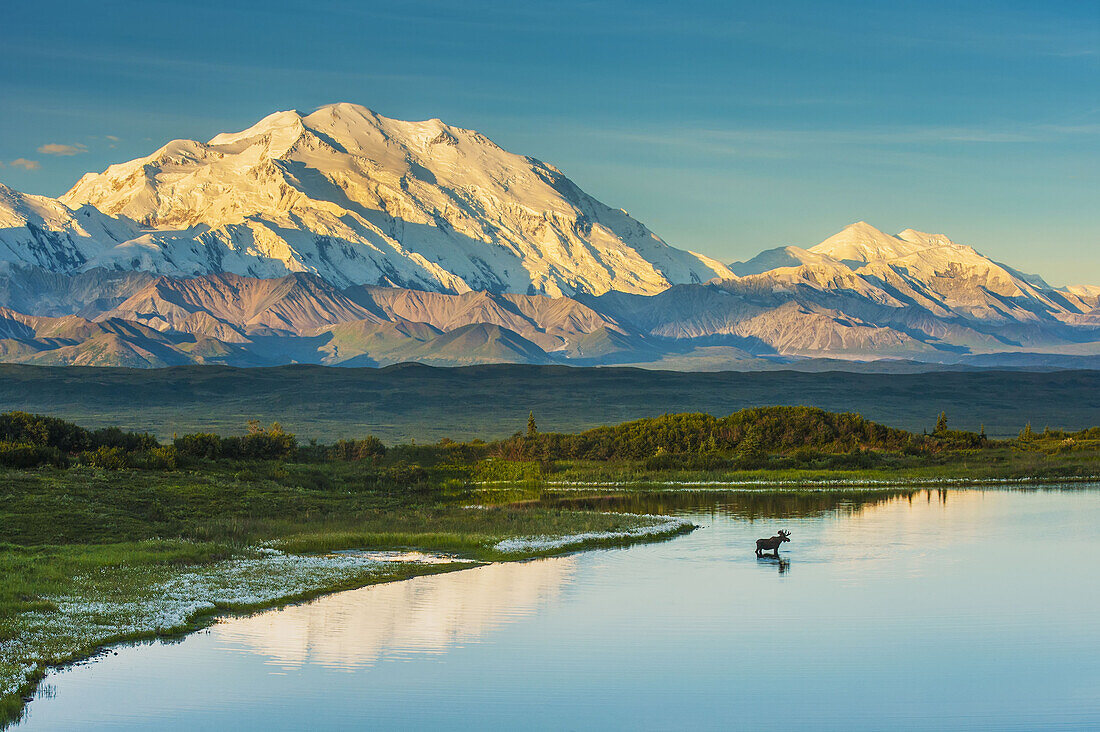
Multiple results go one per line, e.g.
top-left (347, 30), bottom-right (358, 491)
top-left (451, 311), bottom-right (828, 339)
top-left (10, 158), bottom-right (41, 170)
top-left (105, 135), bottom-right (120, 142)
top-left (565, 119), bottom-right (1100, 163)
top-left (37, 142), bottom-right (88, 156)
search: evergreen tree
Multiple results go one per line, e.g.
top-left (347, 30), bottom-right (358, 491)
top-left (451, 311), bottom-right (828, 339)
top-left (935, 411), bottom-right (948, 433)
top-left (735, 427), bottom-right (765, 462)
top-left (527, 411), bottom-right (538, 438)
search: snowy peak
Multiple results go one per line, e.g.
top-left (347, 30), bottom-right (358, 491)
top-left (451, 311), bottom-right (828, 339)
top-left (730, 245), bottom-right (844, 276)
top-left (729, 221), bottom-right (1081, 322)
top-left (59, 103), bottom-right (732, 296)
top-left (808, 221), bottom-right (927, 265)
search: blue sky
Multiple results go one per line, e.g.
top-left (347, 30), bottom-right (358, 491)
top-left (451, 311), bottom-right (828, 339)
top-left (2, 0), bottom-right (1097, 283)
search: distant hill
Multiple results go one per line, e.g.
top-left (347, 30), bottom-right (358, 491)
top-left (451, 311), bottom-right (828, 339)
top-left (0, 363), bottom-right (1095, 443)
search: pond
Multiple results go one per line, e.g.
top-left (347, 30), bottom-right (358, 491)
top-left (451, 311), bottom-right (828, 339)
top-left (16, 487), bottom-right (1100, 730)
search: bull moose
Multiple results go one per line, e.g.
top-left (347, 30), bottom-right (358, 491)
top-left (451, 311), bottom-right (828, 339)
top-left (755, 530), bottom-right (791, 557)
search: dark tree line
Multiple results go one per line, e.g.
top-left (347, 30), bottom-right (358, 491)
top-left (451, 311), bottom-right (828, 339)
top-left (491, 406), bottom-right (955, 461)
top-left (0, 411), bottom-right (164, 468)
top-left (173, 422), bottom-right (298, 461)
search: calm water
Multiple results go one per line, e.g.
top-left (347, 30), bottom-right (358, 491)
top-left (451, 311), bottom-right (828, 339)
top-left (17, 487), bottom-right (1100, 730)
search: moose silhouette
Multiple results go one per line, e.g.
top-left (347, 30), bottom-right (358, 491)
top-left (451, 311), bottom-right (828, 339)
top-left (755, 529), bottom-right (791, 557)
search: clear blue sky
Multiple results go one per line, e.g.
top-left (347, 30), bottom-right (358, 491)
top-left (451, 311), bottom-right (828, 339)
top-left (2, 0), bottom-right (1097, 284)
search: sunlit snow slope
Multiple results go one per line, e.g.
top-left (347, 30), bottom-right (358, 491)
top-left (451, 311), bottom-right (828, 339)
top-left (59, 103), bottom-right (732, 296)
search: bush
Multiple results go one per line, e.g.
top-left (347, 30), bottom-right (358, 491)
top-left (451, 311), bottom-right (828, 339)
top-left (0, 441), bottom-right (66, 468)
top-left (174, 432), bottom-right (223, 459)
top-left (929, 430), bottom-right (984, 450)
top-left (81, 446), bottom-right (129, 470)
top-left (0, 411), bottom-right (91, 452)
top-left (90, 426), bottom-right (159, 452)
top-left (387, 440), bottom-right (489, 466)
top-left (0, 411), bottom-right (157, 454)
top-left (131, 446), bottom-right (179, 470)
top-left (381, 461), bottom-right (429, 487)
top-left (329, 436), bottom-right (387, 463)
top-left (175, 423), bottom-right (297, 461)
top-left (238, 428), bottom-right (297, 460)
top-left (644, 452), bottom-right (734, 472)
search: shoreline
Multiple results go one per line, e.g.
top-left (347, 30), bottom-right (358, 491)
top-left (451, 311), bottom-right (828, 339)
top-left (2, 516), bottom-right (695, 728)
top-left (482, 475), bottom-right (1100, 490)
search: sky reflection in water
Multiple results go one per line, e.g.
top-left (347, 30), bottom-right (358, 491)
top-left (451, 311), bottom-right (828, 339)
top-left (18, 487), bottom-right (1100, 731)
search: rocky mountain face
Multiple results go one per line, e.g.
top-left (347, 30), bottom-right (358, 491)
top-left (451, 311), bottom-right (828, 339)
top-left (586, 221), bottom-right (1100, 363)
top-left (0, 217), bottom-right (1097, 369)
top-left (0, 104), bottom-right (1097, 369)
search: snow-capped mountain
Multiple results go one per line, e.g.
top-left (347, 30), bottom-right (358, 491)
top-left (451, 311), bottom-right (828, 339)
top-left (728, 221), bottom-right (1098, 324)
top-left (0, 183), bottom-right (139, 271)
top-left (1, 218), bottom-right (1096, 369)
top-left (0, 102), bottom-right (1098, 369)
top-left (57, 103), bottom-right (732, 296)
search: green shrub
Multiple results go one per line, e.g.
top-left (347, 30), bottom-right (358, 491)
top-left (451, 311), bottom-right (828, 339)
top-left (89, 426), bottom-right (158, 452)
top-left (0, 411), bottom-right (91, 451)
top-left (131, 446), bottom-right (179, 470)
top-left (0, 411), bottom-right (156, 454)
top-left (175, 424), bottom-right (297, 461)
top-left (0, 441), bottom-right (65, 468)
top-left (174, 432), bottom-right (222, 459)
top-left (329, 436), bottom-right (387, 463)
top-left (81, 446), bottom-right (129, 470)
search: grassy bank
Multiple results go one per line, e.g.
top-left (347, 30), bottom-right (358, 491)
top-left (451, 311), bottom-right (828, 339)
top-left (533, 446), bottom-right (1100, 487)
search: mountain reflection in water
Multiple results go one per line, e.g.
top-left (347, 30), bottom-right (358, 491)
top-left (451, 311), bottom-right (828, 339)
top-left (211, 556), bottom-right (576, 671)
top-left (535, 487), bottom-right (922, 520)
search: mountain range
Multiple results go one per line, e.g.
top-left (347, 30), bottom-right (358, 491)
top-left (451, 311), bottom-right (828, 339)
top-left (0, 103), bottom-right (1097, 370)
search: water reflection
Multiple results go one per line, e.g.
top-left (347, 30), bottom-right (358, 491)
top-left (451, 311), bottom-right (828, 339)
top-left (14, 487), bottom-right (1100, 731)
top-left (212, 556), bottom-right (576, 671)
top-left (756, 555), bottom-right (790, 575)
top-left (536, 488), bottom-right (919, 520)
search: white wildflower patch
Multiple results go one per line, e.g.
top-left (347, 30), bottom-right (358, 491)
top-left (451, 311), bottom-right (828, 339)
top-left (492, 513), bottom-right (692, 554)
top-left (334, 550), bottom-right (465, 564)
top-left (54, 553), bottom-right (390, 633)
top-left (1, 552), bottom-right (420, 707)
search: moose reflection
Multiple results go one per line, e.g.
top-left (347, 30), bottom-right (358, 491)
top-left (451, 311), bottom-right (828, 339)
top-left (755, 529), bottom-right (791, 557)
top-left (756, 555), bottom-right (790, 574)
